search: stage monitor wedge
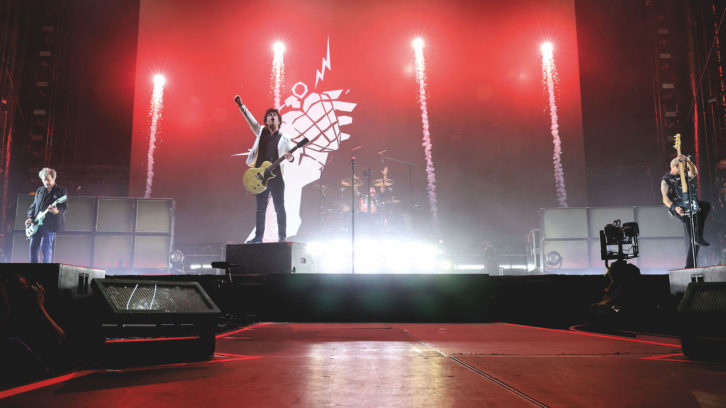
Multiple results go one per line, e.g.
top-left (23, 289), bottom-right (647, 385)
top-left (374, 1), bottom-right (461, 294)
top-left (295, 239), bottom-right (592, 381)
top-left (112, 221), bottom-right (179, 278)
top-left (679, 282), bottom-right (726, 361)
top-left (92, 279), bottom-right (220, 362)
top-left (226, 243), bottom-right (314, 275)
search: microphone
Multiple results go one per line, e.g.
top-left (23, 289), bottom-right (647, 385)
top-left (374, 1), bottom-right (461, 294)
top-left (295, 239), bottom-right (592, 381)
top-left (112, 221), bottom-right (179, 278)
top-left (233, 95), bottom-right (242, 107)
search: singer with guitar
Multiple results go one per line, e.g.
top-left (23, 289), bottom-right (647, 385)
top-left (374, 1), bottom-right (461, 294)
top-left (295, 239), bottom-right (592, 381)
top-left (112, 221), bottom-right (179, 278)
top-left (661, 148), bottom-right (710, 268)
top-left (235, 95), bottom-right (294, 243)
top-left (24, 168), bottom-right (68, 263)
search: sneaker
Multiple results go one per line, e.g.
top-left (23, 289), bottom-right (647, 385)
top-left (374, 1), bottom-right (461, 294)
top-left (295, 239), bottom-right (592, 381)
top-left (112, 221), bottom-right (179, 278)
top-left (246, 238), bottom-right (262, 244)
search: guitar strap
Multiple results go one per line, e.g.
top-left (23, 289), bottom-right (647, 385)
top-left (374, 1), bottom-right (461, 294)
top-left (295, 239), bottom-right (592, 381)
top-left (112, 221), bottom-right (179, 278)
top-left (34, 188), bottom-right (51, 217)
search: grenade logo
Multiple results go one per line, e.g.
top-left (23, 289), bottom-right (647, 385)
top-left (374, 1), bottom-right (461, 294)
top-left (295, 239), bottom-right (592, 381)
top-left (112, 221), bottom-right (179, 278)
top-left (281, 81), bottom-right (356, 165)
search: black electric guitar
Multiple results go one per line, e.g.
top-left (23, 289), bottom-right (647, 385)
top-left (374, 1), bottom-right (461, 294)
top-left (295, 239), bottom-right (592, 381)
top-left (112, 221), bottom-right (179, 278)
top-left (242, 137), bottom-right (309, 194)
top-left (26, 195), bottom-right (67, 238)
top-left (669, 134), bottom-right (699, 218)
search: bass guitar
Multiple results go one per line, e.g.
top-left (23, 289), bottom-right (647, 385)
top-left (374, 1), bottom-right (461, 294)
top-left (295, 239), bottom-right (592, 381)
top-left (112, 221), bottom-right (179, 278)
top-left (243, 137), bottom-right (309, 194)
top-left (26, 194), bottom-right (67, 238)
top-left (669, 133), bottom-right (699, 218)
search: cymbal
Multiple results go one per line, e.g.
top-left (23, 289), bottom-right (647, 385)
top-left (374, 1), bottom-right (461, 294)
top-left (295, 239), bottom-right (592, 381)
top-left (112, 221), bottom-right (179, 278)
top-left (310, 184), bottom-right (332, 192)
top-left (341, 176), bottom-right (362, 187)
top-left (372, 178), bottom-right (394, 187)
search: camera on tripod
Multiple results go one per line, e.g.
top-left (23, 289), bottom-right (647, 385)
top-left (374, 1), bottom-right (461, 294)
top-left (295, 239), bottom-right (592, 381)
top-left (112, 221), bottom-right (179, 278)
top-left (599, 219), bottom-right (639, 263)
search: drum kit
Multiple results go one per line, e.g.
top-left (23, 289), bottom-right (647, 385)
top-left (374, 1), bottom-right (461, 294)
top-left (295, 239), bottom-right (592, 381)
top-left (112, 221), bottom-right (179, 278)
top-left (317, 167), bottom-right (406, 233)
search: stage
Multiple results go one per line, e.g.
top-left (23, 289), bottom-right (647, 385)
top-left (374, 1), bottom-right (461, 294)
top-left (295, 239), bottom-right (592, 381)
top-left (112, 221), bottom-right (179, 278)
top-left (3, 0), bottom-right (726, 405)
top-left (2, 322), bottom-right (725, 407)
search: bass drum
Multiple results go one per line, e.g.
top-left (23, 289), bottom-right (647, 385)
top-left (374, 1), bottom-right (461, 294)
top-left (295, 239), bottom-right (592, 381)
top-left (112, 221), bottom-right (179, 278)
top-left (359, 196), bottom-right (377, 213)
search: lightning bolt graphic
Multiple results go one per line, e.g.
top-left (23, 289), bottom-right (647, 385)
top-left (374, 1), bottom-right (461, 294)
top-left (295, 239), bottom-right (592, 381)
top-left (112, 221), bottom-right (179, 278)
top-left (314, 37), bottom-right (331, 89)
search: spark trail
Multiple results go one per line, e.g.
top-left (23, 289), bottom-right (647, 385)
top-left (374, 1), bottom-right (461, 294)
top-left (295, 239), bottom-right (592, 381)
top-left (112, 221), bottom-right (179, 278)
top-left (272, 42), bottom-right (285, 108)
top-left (413, 38), bottom-right (439, 228)
top-left (144, 74), bottom-right (166, 198)
top-left (541, 42), bottom-right (568, 207)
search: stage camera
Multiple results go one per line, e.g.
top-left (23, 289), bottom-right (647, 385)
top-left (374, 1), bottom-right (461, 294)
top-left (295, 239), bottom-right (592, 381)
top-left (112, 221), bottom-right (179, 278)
top-left (599, 219), bottom-right (639, 263)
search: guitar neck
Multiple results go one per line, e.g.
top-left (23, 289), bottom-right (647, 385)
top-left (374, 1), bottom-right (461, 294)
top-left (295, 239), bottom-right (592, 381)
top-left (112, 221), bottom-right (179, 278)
top-left (676, 148), bottom-right (688, 193)
top-left (268, 144), bottom-right (302, 169)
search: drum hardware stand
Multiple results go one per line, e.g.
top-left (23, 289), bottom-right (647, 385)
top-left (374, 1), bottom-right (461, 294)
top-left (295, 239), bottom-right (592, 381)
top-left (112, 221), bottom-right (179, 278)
top-left (363, 168), bottom-right (373, 220)
top-left (379, 152), bottom-right (416, 212)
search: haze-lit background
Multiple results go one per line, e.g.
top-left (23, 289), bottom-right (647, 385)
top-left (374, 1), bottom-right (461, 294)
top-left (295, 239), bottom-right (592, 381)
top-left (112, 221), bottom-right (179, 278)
top-left (3, 0), bottom-right (724, 261)
top-left (128, 0), bottom-right (586, 248)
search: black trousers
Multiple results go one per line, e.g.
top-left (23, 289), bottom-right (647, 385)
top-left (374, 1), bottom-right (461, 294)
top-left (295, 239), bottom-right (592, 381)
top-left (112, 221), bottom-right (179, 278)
top-left (254, 176), bottom-right (286, 241)
top-left (680, 200), bottom-right (710, 268)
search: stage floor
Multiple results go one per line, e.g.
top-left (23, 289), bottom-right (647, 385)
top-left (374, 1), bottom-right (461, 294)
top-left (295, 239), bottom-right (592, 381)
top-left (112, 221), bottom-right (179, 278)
top-left (2, 322), bottom-right (725, 407)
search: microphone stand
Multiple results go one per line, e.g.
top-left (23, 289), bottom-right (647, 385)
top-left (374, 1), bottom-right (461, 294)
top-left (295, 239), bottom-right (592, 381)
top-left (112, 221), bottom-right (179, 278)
top-left (364, 168), bottom-right (372, 225)
top-left (379, 153), bottom-right (417, 213)
top-left (351, 156), bottom-right (356, 274)
top-left (318, 160), bottom-right (332, 227)
top-left (678, 155), bottom-right (699, 268)
top-left (685, 176), bottom-right (698, 268)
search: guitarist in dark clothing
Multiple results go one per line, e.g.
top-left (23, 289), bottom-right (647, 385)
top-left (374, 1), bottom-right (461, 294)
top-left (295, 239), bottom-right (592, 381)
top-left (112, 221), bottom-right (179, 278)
top-left (661, 155), bottom-right (710, 268)
top-left (24, 168), bottom-right (67, 263)
top-left (235, 95), bottom-right (293, 243)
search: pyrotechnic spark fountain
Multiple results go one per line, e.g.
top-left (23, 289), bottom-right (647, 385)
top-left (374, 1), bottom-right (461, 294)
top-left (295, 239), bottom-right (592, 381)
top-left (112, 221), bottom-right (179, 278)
top-left (2, 126), bottom-right (12, 235)
top-left (144, 74), bottom-right (166, 198)
top-left (412, 37), bottom-right (439, 228)
top-left (272, 41), bottom-right (285, 108)
top-left (541, 42), bottom-right (568, 207)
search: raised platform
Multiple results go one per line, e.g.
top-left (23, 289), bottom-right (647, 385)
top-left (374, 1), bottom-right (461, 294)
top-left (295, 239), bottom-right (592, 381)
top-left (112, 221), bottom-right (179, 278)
top-left (668, 264), bottom-right (726, 295)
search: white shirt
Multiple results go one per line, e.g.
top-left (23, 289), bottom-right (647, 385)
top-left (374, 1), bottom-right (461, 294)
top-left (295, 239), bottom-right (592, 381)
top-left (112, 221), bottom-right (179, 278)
top-left (238, 104), bottom-right (294, 168)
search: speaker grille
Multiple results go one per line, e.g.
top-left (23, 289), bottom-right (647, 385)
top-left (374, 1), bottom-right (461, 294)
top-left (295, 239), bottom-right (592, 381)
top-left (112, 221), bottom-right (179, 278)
top-left (690, 288), bottom-right (726, 313)
top-left (104, 283), bottom-right (214, 312)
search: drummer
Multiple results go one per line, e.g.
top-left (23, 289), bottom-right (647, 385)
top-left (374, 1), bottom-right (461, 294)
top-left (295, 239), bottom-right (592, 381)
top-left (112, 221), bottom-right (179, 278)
top-left (378, 183), bottom-right (393, 202)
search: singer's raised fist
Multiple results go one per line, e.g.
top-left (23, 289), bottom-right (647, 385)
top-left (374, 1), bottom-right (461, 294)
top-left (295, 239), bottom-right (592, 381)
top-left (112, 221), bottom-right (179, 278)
top-left (234, 95), bottom-right (242, 106)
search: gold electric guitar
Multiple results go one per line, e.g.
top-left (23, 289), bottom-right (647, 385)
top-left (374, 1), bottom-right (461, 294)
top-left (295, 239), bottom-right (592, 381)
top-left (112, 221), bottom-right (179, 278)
top-left (243, 137), bottom-right (309, 194)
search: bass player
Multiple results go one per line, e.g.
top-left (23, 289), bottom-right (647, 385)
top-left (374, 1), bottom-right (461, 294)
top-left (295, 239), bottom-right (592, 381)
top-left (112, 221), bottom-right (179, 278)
top-left (661, 154), bottom-right (710, 268)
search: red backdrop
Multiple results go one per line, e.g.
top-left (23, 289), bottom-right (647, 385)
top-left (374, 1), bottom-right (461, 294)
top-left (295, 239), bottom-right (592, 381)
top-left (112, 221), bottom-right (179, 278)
top-left (130, 0), bottom-right (585, 248)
